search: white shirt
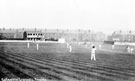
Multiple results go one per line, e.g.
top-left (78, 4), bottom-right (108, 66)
top-left (127, 47), bottom-right (130, 52)
top-left (69, 45), bottom-right (72, 49)
top-left (127, 47), bottom-right (130, 50)
top-left (91, 48), bottom-right (96, 54)
top-left (130, 48), bottom-right (134, 52)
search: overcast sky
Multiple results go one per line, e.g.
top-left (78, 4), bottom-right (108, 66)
top-left (0, 0), bottom-right (135, 34)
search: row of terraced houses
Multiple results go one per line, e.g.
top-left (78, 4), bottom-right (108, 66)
top-left (0, 28), bottom-right (106, 42)
top-left (107, 30), bottom-right (135, 42)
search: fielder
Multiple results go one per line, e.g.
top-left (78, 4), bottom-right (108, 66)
top-left (85, 44), bottom-right (87, 48)
top-left (78, 42), bottom-right (81, 45)
top-left (112, 45), bottom-right (115, 49)
top-left (127, 46), bottom-right (130, 53)
top-left (67, 43), bottom-right (70, 48)
top-left (69, 45), bottom-right (72, 53)
top-left (91, 45), bottom-right (96, 61)
top-left (99, 44), bottom-right (101, 49)
top-left (130, 48), bottom-right (134, 53)
top-left (27, 42), bottom-right (30, 48)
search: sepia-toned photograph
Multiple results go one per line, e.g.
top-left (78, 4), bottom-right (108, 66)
top-left (0, 0), bottom-right (135, 81)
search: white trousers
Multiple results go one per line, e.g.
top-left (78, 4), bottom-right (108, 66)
top-left (91, 53), bottom-right (96, 61)
top-left (130, 49), bottom-right (133, 53)
top-left (127, 48), bottom-right (130, 53)
top-left (69, 47), bottom-right (72, 52)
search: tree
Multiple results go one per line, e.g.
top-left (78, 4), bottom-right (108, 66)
top-left (119, 30), bottom-right (122, 33)
top-left (88, 29), bottom-right (91, 32)
top-left (0, 33), bottom-right (3, 40)
top-left (22, 28), bottom-right (24, 31)
top-left (57, 29), bottom-right (58, 32)
top-left (78, 29), bottom-right (80, 32)
top-left (23, 31), bottom-right (27, 40)
top-left (129, 30), bottom-right (132, 34)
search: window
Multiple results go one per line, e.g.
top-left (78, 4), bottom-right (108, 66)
top-left (38, 33), bottom-right (42, 35)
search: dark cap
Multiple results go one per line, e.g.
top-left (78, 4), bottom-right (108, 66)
top-left (92, 46), bottom-right (95, 48)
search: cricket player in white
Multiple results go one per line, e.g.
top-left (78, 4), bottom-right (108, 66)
top-left (130, 48), bottom-right (134, 53)
top-left (85, 44), bottom-right (87, 48)
top-left (112, 45), bottom-right (115, 49)
top-left (67, 43), bottom-right (69, 48)
top-left (127, 46), bottom-right (130, 53)
top-left (78, 42), bottom-right (80, 45)
top-left (99, 44), bottom-right (101, 49)
top-left (91, 46), bottom-right (96, 61)
top-left (69, 45), bottom-right (72, 53)
top-left (27, 42), bottom-right (30, 48)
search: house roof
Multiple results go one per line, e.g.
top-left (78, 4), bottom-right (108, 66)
top-left (0, 28), bottom-right (96, 34)
top-left (114, 31), bottom-right (135, 35)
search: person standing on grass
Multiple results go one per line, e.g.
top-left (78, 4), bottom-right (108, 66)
top-left (112, 45), bottom-right (115, 49)
top-left (91, 45), bottom-right (96, 61)
top-left (99, 44), bottom-right (101, 49)
top-left (69, 44), bottom-right (72, 53)
top-left (130, 47), bottom-right (134, 53)
top-left (85, 43), bottom-right (87, 48)
top-left (127, 46), bottom-right (130, 53)
top-left (66, 43), bottom-right (69, 48)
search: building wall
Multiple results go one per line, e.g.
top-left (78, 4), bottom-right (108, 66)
top-left (2, 33), bottom-right (15, 39)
